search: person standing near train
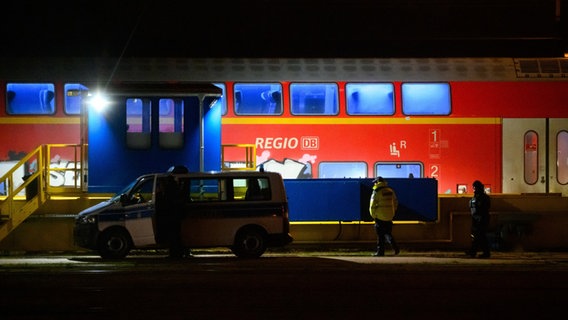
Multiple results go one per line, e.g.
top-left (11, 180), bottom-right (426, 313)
top-left (466, 180), bottom-right (491, 258)
top-left (369, 177), bottom-right (400, 256)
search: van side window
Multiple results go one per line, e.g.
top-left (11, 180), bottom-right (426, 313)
top-left (186, 177), bottom-right (271, 201)
top-left (189, 178), bottom-right (224, 201)
top-left (127, 176), bottom-right (155, 205)
top-left (239, 178), bottom-right (271, 201)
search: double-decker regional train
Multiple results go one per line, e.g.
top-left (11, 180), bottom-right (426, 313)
top-left (1, 57), bottom-right (567, 196)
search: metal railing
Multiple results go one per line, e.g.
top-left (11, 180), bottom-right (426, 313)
top-left (221, 144), bottom-right (256, 171)
top-left (0, 144), bottom-right (84, 241)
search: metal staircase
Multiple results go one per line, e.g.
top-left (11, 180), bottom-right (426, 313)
top-left (0, 144), bottom-right (84, 242)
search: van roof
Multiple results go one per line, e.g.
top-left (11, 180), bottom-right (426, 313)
top-left (156, 170), bottom-right (282, 179)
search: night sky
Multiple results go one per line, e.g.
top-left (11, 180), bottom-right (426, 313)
top-left (1, 0), bottom-right (566, 58)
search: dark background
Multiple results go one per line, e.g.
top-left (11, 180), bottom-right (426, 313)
top-left (1, 0), bottom-right (567, 58)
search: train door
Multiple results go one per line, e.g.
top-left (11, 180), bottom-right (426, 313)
top-left (502, 118), bottom-right (568, 195)
top-left (84, 83), bottom-right (223, 194)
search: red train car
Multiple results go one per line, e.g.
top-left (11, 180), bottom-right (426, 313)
top-left (217, 58), bottom-right (568, 195)
top-left (1, 57), bottom-right (567, 195)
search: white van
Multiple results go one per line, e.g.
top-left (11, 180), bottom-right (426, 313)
top-left (74, 167), bottom-right (293, 258)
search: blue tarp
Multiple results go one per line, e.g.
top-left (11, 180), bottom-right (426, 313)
top-left (284, 178), bottom-right (438, 222)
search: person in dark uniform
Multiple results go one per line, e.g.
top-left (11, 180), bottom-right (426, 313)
top-left (466, 180), bottom-right (491, 258)
top-left (369, 177), bottom-right (400, 256)
top-left (160, 175), bottom-right (185, 259)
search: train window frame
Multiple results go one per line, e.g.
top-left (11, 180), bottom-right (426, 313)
top-left (556, 130), bottom-right (568, 185)
top-left (6, 83), bottom-right (56, 115)
top-left (158, 98), bottom-right (184, 149)
top-left (524, 130), bottom-right (539, 185)
top-left (318, 161), bottom-right (368, 178)
top-left (64, 83), bottom-right (90, 115)
top-left (126, 98), bottom-right (152, 149)
top-left (233, 83), bottom-right (283, 115)
top-left (290, 83), bottom-right (339, 116)
top-left (374, 162), bottom-right (423, 179)
top-left (401, 83), bottom-right (451, 116)
top-left (345, 83), bottom-right (395, 115)
top-left (214, 83), bottom-right (227, 115)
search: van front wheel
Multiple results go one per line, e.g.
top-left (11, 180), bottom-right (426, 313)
top-left (231, 228), bottom-right (266, 258)
top-left (98, 228), bottom-right (132, 259)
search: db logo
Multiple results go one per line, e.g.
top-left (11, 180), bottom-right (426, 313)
top-left (301, 136), bottom-right (319, 150)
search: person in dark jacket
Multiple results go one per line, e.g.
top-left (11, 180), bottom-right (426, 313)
top-left (466, 180), bottom-right (491, 258)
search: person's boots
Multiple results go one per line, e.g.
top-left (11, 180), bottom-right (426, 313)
top-left (465, 248), bottom-right (476, 257)
top-left (392, 241), bottom-right (400, 255)
top-left (373, 247), bottom-right (385, 256)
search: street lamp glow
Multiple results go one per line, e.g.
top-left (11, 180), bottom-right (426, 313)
top-left (89, 92), bottom-right (110, 112)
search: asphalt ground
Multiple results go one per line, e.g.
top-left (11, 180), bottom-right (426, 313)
top-left (1, 247), bottom-right (568, 270)
top-left (2, 248), bottom-right (568, 319)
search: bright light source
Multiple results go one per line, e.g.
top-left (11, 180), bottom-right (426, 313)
top-left (89, 92), bottom-right (110, 112)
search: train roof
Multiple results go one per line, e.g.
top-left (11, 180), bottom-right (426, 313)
top-left (100, 82), bottom-right (222, 97)
top-left (1, 57), bottom-right (567, 82)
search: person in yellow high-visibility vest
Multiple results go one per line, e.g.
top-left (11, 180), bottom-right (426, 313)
top-left (369, 177), bottom-right (400, 256)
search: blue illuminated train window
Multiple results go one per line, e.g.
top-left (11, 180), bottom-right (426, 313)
top-left (158, 99), bottom-right (184, 149)
top-left (346, 83), bottom-right (394, 115)
top-left (214, 83), bottom-right (227, 115)
top-left (234, 83), bottom-right (282, 115)
top-left (126, 98), bottom-right (152, 149)
top-left (375, 162), bottom-right (423, 178)
top-left (401, 83), bottom-right (451, 115)
top-left (318, 162), bottom-right (368, 178)
top-left (64, 83), bottom-right (89, 115)
top-left (6, 83), bottom-right (55, 115)
top-left (290, 83), bottom-right (338, 115)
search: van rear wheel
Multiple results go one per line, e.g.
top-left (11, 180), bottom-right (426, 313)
top-left (231, 228), bottom-right (266, 258)
top-left (98, 228), bottom-right (132, 259)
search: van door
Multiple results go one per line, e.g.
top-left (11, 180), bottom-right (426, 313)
top-left (123, 175), bottom-right (157, 246)
top-left (502, 118), bottom-right (568, 195)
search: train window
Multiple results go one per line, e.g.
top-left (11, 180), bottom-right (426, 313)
top-left (557, 130), bottom-right (568, 185)
top-left (126, 98), bottom-right (152, 149)
top-left (6, 83), bottom-right (55, 115)
top-left (318, 162), bottom-right (367, 178)
top-left (158, 98), bottom-right (184, 149)
top-left (524, 130), bottom-right (539, 185)
top-left (233, 83), bottom-right (282, 115)
top-left (401, 83), bottom-right (451, 115)
top-left (346, 83), bottom-right (394, 115)
top-left (64, 83), bottom-right (89, 115)
top-left (290, 83), bottom-right (338, 115)
top-left (214, 83), bottom-right (227, 115)
top-left (375, 162), bottom-right (423, 178)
